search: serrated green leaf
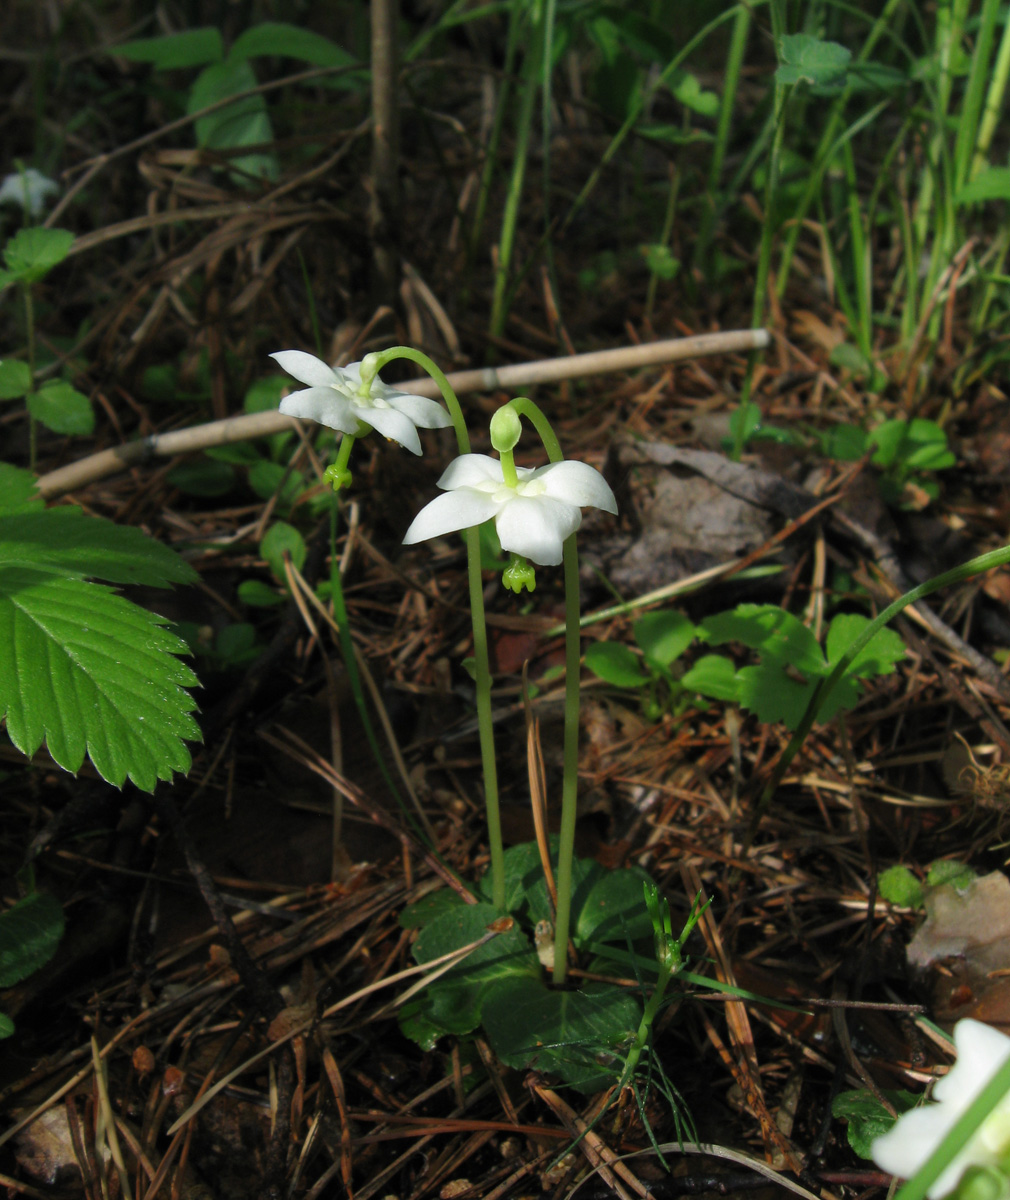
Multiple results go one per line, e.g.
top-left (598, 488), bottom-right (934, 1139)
top-left (585, 642), bottom-right (649, 688)
top-left (0, 360), bottom-right (31, 400)
top-left (736, 664), bottom-right (822, 728)
top-left (634, 610), bottom-right (696, 669)
top-left (114, 28), bottom-right (223, 69)
top-left (681, 653), bottom-right (740, 701)
top-left (0, 892), bottom-right (64, 988)
top-left (926, 860), bottom-right (976, 890)
top-left (575, 867), bottom-right (654, 947)
top-left (0, 466), bottom-right (43, 516)
top-left (0, 509), bottom-right (197, 587)
top-left (878, 865), bottom-right (924, 908)
top-left (27, 380), bottom-right (94, 436)
top-left (0, 569), bottom-right (200, 790)
top-left (701, 604), bottom-right (826, 676)
top-left (2, 227), bottom-right (75, 284)
top-left (399, 889), bottom-right (468, 930)
top-left (261, 521), bottom-right (306, 582)
top-left (826, 614), bottom-right (905, 679)
top-left (832, 1088), bottom-right (920, 1159)
top-left (776, 34), bottom-right (851, 87)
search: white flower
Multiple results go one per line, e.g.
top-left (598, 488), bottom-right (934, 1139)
top-left (0, 169), bottom-right (60, 217)
top-left (402, 453), bottom-right (617, 566)
top-left (271, 350), bottom-right (451, 455)
top-left (872, 1019), bottom-right (1010, 1198)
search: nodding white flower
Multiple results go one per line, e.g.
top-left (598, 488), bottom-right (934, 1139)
top-left (271, 350), bottom-right (451, 455)
top-left (0, 168), bottom-right (60, 217)
top-left (872, 1019), bottom-right (1010, 1198)
top-left (402, 453), bottom-right (617, 566)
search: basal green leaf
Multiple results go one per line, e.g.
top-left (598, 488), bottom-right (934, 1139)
top-left (0, 1012), bottom-right (13, 1039)
top-left (190, 59), bottom-right (278, 182)
top-left (0, 892), bottom-right (64, 988)
top-left (236, 579), bottom-right (285, 608)
top-left (244, 376), bottom-right (287, 413)
top-left (27, 380), bottom-right (94, 436)
top-left (0, 570), bottom-right (200, 790)
top-left (575, 867), bottom-right (654, 948)
top-left (0, 360), bottom-right (31, 400)
top-left (926, 859), bottom-right (976, 891)
top-left (114, 28), bottom-right (223, 69)
top-left (2, 227), bottom-right (75, 284)
top-left (832, 1088), bottom-right (919, 1159)
top-left (168, 458), bottom-right (236, 497)
top-left (585, 641), bottom-right (649, 688)
top-left (482, 977), bottom-right (641, 1092)
top-left (736, 664), bottom-right (823, 729)
top-left (634, 610), bottom-right (695, 669)
top-left (399, 889), bottom-right (468, 931)
top-left (0, 509), bottom-right (197, 587)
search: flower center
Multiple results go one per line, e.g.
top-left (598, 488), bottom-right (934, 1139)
top-left (340, 381), bottom-right (388, 410)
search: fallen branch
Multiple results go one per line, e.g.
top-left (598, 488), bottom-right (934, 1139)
top-left (38, 330), bottom-right (769, 499)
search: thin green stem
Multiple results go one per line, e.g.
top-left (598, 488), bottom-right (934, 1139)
top-left (23, 284), bottom-right (37, 473)
top-left (552, 531), bottom-right (582, 986)
top-left (366, 348), bottom-right (508, 908)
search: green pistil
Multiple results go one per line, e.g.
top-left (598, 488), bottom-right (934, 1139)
top-left (498, 446), bottom-right (519, 489)
top-left (503, 554), bottom-right (536, 593)
top-left (325, 434), bottom-right (356, 493)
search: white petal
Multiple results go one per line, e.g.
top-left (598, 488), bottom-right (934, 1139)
top-left (495, 495), bottom-right (581, 565)
top-left (534, 460), bottom-right (618, 514)
top-left (437, 454), bottom-right (504, 490)
top-left (936, 1021), bottom-right (1010, 1106)
top-left (280, 388), bottom-right (358, 434)
top-left (356, 403), bottom-right (423, 454)
top-left (270, 350), bottom-right (340, 389)
top-left (387, 392), bottom-right (453, 429)
top-left (403, 489), bottom-right (502, 544)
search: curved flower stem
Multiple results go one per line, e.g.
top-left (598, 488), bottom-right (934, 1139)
top-left (501, 399), bottom-right (579, 984)
top-left (367, 347), bottom-right (506, 910)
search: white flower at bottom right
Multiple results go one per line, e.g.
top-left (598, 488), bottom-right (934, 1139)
top-left (872, 1019), bottom-right (1010, 1198)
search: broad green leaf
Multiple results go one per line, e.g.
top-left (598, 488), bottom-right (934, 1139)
top-left (0, 227), bottom-right (75, 285)
top-left (869, 419), bottom-right (952, 472)
top-left (822, 424), bottom-right (869, 461)
top-left (634, 610), bottom-right (695, 669)
top-left (736, 664), bottom-right (821, 728)
top-left (482, 977), bottom-right (641, 1092)
top-left (776, 34), bottom-right (851, 87)
top-left (230, 22), bottom-right (356, 69)
top-left (668, 69), bottom-right (718, 117)
top-left (249, 460), bottom-right (304, 504)
top-left (0, 569), bottom-right (200, 790)
top-left (641, 243), bottom-right (680, 281)
top-left (832, 1089), bottom-right (919, 1159)
top-left (926, 860), bottom-right (976, 890)
top-left (0, 1012), bottom-right (13, 1039)
top-left (399, 889), bottom-right (468, 930)
top-left (585, 642), bottom-right (649, 688)
top-left (168, 459), bottom-right (236, 497)
top-left (261, 521), bottom-right (306, 582)
top-left (27, 380), bottom-right (94, 436)
top-left (825, 614), bottom-right (905, 679)
top-left (878, 866), bottom-right (924, 909)
top-left (402, 903), bottom-right (539, 1042)
top-left (236, 579), bottom-right (285, 608)
top-left (957, 167), bottom-right (1010, 207)
top-left (0, 466), bottom-right (42, 515)
top-left (701, 604), bottom-right (826, 676)
top-left (575, 867), bottom-right (654, 948)
top-left (206, 441), bottom-right (262, 466)
top-left (114, 28), bottom-right (223, 69)
top-left (0, 509), bottom-right (197, 587)
top-left (244, 376), bottom-right (287, 414)
top-left (830, 342), bottom-right (873, 376)
top-left (0, 360), bottom-right (31, 400)
top-left (681, 654), bottom-right (740, 701)
top-left (215, 623), bottom-right (259, 667)
top-left (190, 58), bottom-right (278, 182)
top-left (0, 892), bottom-right (64, 988)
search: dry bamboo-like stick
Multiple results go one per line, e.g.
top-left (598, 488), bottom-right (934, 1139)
top-left (38, 329), bottom-right (769, 499)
